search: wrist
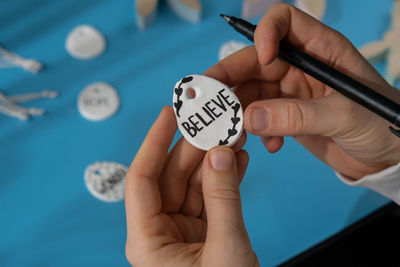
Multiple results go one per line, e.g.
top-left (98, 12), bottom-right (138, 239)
top-left (339, 156), bottom-right (399, 181)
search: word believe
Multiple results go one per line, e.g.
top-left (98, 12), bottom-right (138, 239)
top-left (181, 88), bottom-right (235, 137)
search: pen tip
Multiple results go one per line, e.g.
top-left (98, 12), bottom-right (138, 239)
top-left (219, 14), bottom-right (230, 22)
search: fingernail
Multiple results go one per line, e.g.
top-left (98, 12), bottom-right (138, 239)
top-left (210, 148), bottom-right (234, 170)
top-left (261, 136), bottom-right (269, 148)
top-left (251, 108), bottom-right (269, 131)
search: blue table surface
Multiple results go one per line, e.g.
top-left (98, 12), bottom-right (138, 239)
top-left (0, 0), bottom-right (396, 266)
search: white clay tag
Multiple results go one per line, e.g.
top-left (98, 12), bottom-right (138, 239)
top-left (84, 161), bottom-right (127, 202)
top-left (173, 75), bottom-right (243, 151)
top-left (66, 25), bottom-right (106, 60)
top-left (78, 82), bottom-right (120, 121)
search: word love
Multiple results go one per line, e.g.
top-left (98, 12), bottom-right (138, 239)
top-left (173, 75), bottom-right (243, 151)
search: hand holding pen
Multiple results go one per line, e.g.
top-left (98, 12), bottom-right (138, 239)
top-left (125, 3), bottom-right (400, 267)
top-left (206, 3), bottom-right (400, 180)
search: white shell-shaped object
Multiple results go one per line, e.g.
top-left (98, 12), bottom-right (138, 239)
top-left (173, 75), bottom-right (243, 151)
top-left (84, 161), bottom-right (127, 202)
top-left (66, 25), bottom-right (106, 59)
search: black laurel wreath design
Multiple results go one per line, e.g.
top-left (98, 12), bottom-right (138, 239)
top-left (173, 76), bottom-right (193, 117)
top-left (219, 102), bottom-right (241, 146)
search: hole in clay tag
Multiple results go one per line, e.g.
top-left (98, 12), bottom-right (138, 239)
top-left (186, 88), bottom-right (196, 99)
top-left (172, 74), bottom-right (243, 151)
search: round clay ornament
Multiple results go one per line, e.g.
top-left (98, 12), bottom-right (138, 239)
top-left (84, 161), bottom-right (127, 202)
top-left (66, 25), bottom-right (106, 59)
top-left (78, 82), bottom-right (120, 121)
top-left (172, 75), bottom-right (243, 150)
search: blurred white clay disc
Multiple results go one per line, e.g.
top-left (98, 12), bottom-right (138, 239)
top-left (84, 161), bottom-right (127, 202)
top-left (78, 82), bottom-right (120, 121)
top-left (66, 25), bottom-right (106, 59)
top-left (218, 40), bottom-right (247, 61)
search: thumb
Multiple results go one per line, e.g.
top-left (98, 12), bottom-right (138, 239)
top-left (244, 95), bottom-right (353, 137)
top-left (202, 146), bottom-right (247, 242)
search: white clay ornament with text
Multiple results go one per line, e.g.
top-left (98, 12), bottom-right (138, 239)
top-left (78, 82), bottom-right (120, 121)
top-left (173, 75), bottom-right (243, 150)
top-left (84, 161), bottom-right (127, 202)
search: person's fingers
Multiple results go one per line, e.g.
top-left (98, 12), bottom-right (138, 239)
top-left (231, 131), bottom-right (247, 152)
top-left (244, 94), bottom-right (356, 137)
top-left (179, 172), bottom-right (203, 218)
top-left (125, 106), bottom-right (177, 228)
top-left (159, 129), bottom-right (246, 214)
top-left (236, 150), bottom-right (250, 183)
top-left (255, 3), bottom-right (345, 65)
top-left (202, 147), bottom-right (248, 242)
top-left (168, 214), bottom-right (207, 243)
top-left (260, 136), bottom-right (284, 153)
top-left (233, 80), bottom-right (281, 110)
top-left (204, 46), bottom-right (259, 88)
top-left (254, 2), bottom-right (395, 102)
top-left (159, 137), bottom-right (205, 213)
top-left (200, 150), bottom-right (248, 222)
top-left (178, 133), bottom-right (247, 219)
top-left (204, 46), bottom-right (289, 88)
top-left (180, 148), bottom-right (249, 218)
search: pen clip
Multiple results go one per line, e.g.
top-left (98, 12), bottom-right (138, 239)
top-left (389, 126), bottom-right (400, 138)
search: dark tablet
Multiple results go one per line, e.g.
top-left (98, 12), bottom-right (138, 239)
top-left (279, 202), bottom-right (400, 267)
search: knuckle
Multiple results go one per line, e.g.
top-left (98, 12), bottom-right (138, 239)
top-left (285, 101), bottom-right (307, 134)
top-left (342, 98), bottom-right (356, 115)
top-left (131, 167), bottom-right (158, 182)
top-left (268, 2), bottom-right (292, 29)
top-left (130, 158), bottom-right (160, 182)
top-left (333, 30), bottom-right (351, 46)
top-left (208, 183), bottom-right (240, 201)
top-left (336, 98), bottom-right (358, 129)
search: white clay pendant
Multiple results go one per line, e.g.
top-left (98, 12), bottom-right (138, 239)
top-left (173, 75), bottom-right (243, 151)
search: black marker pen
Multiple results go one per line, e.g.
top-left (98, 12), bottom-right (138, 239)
top-left (220, 14), bottom-right (400, 137)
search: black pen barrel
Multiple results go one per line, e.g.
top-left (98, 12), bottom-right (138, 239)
top-left (278, 41), bottom-right (400, 127)
top-left (226, 16), bottom-right (400, 127)
top-left (230, 17), bottom-right (256, 42)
